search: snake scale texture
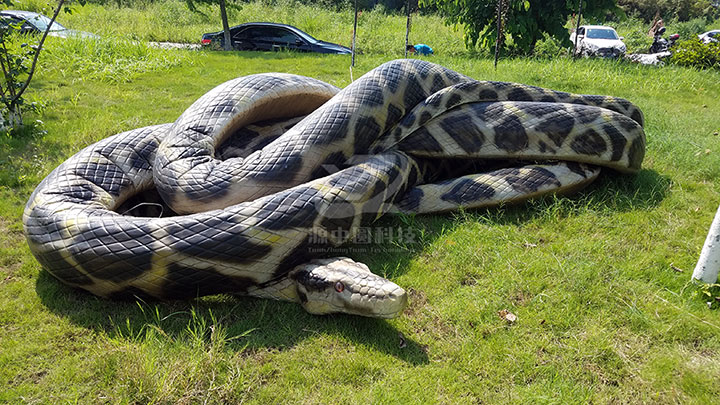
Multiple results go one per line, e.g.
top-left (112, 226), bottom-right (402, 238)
top-left (23, 60), bottom-right (645, 318)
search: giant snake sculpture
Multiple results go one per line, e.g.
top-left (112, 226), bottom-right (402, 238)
top-left (23, 60), bottom-right (645, 318)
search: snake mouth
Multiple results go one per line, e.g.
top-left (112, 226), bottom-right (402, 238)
top-left (291, 257), bottom-right (408, 318)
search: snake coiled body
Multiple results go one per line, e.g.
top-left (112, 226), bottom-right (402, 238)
top-left (23, 60), bottom-right (645, 318)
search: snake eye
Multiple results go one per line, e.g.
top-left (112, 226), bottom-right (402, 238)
top-left (334, 281), bottom-right (344, 293)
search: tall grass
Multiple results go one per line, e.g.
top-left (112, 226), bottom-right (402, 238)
top-left (12, 0), bottom-right (720, 57)
top-left (40, 36), bottom-right (198, 82)
top-left (16, 0), bottom-right (470, 55)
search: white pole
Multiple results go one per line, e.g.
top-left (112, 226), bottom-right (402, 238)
top-left (692, 204), bottom-right (720, 283)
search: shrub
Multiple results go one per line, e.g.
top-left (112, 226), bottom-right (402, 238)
top-left (533, 34), bottom-right (566, 59)
top-left (670, 38), bottom-right (720, 69)
top-left (622, 27), bottom-right (654, 53)
top-left (618, 0), bottom-right (715, 22)
top-left (672, 17), bottom-right (708, 39)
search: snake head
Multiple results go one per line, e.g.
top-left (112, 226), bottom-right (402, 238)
top-left (291, 257), bottom-right (408, 318)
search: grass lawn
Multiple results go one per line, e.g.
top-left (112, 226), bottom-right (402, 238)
top-left (2, 42), bottom-right (720, 403)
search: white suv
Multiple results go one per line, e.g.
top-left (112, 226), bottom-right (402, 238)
top-left (570, 25), bottom-right (626, 58)
top-left (698, 30), bottom-right (719, 44)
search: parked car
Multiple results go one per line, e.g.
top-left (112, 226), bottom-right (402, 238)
top-left (201, 22), bottom-right (351, 54)
top-left (698, 30), bottom-right (719, 44)
top-left (570, 25), bottom-right (626, 58)
top-left (0, 10), bottom-right (97, 39)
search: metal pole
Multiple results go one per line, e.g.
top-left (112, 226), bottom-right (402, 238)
top-left (405, 0), bottom-right (411, 57)
top-left (494, 0), bottom-right (502, 70)
top-left (573, 0), bottom-right (583, 58)
top-left (352, 0), bottom-right (358, 67)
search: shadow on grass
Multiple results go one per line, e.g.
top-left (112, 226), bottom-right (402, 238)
top-left (199, 48), bottom-right (352, 61)
top-left (35, 270), bottom-right (430, 365)
top-left (448, 168), bottom-right (672, 227)
top-left (34, 168), bottom-right (669, 365)
top-left (357, 168), bottom-right (671, 260)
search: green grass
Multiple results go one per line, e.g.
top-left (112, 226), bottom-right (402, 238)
top-left (17, 0), bottom-right (468, 56)
top-left (40, 35), bottom-right (196, 83)
top-left (2, 2), bottom-right (720, 402)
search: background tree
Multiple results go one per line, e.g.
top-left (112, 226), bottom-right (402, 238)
top-left (617, 0), bottom-right (716, 22)
top-left (186, 0), bottom-right (234, 51)
top-left (420, 0), bottom-right (620, 54)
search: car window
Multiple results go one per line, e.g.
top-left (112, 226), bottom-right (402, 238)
top-left (586, 28), bottom-right (618, 40)
top-left (19, 14), bottom-right (66, 32)
top-left (289, 27), bottom-right (317, 44)
top-left (244, 27), bottom-right (276, 40)
top-left (0, 16), bottom-right (22, 28)
top-left (274, 29), bottom-right (302, 43)
top-left (578, 27), bottom-right (585, 36)
top-left (0, 15), bottom-right (36, 32)
top-left (233, 27), bottom-right (252, 40)
top-left (251, 27), bottom-right (303, 43)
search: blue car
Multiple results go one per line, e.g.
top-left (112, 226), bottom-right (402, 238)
top-left (201, 22), bottom-right (351, 54)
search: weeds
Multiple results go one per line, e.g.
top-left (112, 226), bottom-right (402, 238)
top-left (694, 282), bottom-right (720, 309)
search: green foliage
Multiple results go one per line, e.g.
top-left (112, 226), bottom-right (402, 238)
top-left (0, 0), bottom-right (70, 136)
top-left (617, 0), bottom-right (717, 22)
top-left (39, 0), bottom-right (466, 55)
top-left (695, 282), bottom-right (720, 309)
top-left (674, 17), bottom-right (710, 38)
top-left (532, 33), bottom-right (566, 58)
top-left (0, 30), bottom-right (39, 135)
top-left (670, 38), bottom-right (720, 69)
top-left (624, 28), bottom-right (654, 53)
top-left (421, 0), bottom-right (620, 54)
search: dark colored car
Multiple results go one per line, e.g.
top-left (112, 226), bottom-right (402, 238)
top-left (0, 10), bottom-right (97, 39)
top-left (201, 22), bottom-right (351, 54)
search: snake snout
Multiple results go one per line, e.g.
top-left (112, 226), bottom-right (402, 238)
top-left (291, 257), bottom-right (408, 318)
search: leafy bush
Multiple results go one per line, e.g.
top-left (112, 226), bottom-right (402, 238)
top-left (670, 38), bottom-right (720, 69)
top-left (672, 17), bottom-right (708, 39)
top-left (622, 27), bottom-right (654, 53)
top-left (694, 282), bottom-right (720, 309)
top-left (533, 34), bottom-right (567, 59)
top-left (618, 0), bottom-right (715, 22)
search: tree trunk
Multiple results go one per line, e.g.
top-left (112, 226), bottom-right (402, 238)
top-left (219, 0), bottom-right (232, 51)
top-left (7, 103), bottom-right (22, 129)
